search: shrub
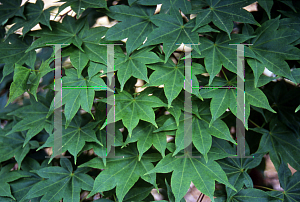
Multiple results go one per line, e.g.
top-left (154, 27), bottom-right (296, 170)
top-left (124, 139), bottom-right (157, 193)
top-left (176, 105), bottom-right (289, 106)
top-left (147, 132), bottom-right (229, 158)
top-left (0, 0), bottom-right (300, 201)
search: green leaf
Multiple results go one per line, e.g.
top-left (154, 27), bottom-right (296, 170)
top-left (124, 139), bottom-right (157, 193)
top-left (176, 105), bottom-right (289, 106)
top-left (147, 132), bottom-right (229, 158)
top-left (40, 115), bottom-right (102, 164)
top-left (0, 122), bottom-right (39, 169)
top-left (6, 0), bottom-right (53, 37)
top-left (57, 0), bottom-right (107, 17)
top-left (5, 64), bottom-right (31, 106)
top-left (252, 119), bottom-right (300, 171)
top-left (146, 58), bottom-right (204, 107)
top-left (194, 32), bottom-right (255, 84)
top-left (165, 179), bottom-right (186, 202)
top-left (191, 0), bottom-right (260, 38)
top-left (62, 23), bottom-right (109, 77)
top-left (10, 157), bottom-right (49, 202)
top-left (109, 89), bottom-right (167, 137)
top-left (82, 144), bottom-right (161, 202)
top-left (28, 57), bottom-right (54, 100)
top-left (115, 46), bottom-right (162, 91)
top-left (295, 105), bottom-right (300, 113)
top-left (6, 95), bottom-right (53, 147)
top-left (0, 34), bottom-right (36, 82)
top-left (125, 121), bottom-right (167, 160)
top-left (258, 0), bottom-right (273, 19)
top-left (146, 152), bottom-right (236, 202)
top-left (248, 16), bottom-right (300, 83)
top-left (47, 68), bottom-right (107, 127)
top-left (136, 0), bottom-right (191, 15)
top-left (269, 156), bottom-right (300, 202)
top-left (26, 15), bottom-right (86, 52)
top-left (105, 4), bottom-right (157, 56)
top-left (213, 138), bottom-right (263, 197)
top-left (139, 9), bottom-right (199, 63)
top-left (0, 0), bottom-right (25, 25)
top-left (227, 188), bottom-right (271, 202)
top-left (25, 158), bottom-right (94, 202)
top-left (0, 164), bottom-right (30, 200)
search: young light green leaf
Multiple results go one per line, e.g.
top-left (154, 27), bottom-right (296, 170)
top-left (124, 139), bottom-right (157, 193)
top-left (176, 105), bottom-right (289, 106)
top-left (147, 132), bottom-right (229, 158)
top-left (6, 64), bottom-right (31, 107)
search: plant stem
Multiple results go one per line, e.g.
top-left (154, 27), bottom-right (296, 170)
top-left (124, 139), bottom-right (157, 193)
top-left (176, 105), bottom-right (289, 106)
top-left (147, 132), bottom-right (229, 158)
top-left (254, 185), bottom-right (277, 191)
top-left (221, 69), bottom-right (229, 81)
top-left (249, 119), bottom-right (260, 128)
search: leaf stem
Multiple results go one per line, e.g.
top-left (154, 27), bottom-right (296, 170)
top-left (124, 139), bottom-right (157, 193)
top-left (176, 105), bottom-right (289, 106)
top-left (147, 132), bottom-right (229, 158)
top-left (221, 69), bottom-right (229, 81)
top-left (249, 119), bottom-right (260, 128)
top-left (253, 185), bottom-right (277, 191)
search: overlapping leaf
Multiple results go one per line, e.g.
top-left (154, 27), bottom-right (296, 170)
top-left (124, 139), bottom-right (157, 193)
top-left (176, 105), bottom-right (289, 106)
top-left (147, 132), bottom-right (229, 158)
top-left (25, 158), bottom-right (94, 202)
top-left (105, 4), bottom-right (157, 56)
top-left (246, 16), bottom-right (300, 83)
top-left (115, 46), bottom-right (162, 91)
top-left (40, 115), bottom-right (102, 163)
top-left (252, 119), bottom-right (300, 171)
top-left (57, 0), bottom-right (107, 17)
top-left (191, 0), bottom-right (260, 38)
top-left (269, 157), bottom-right (300, 202)
top-left (0, 121), bottom-right (39, 169)
top-left (0, 34), bottom-right (36, 82)
top-left (0, 0), bottom-right (25, 25)
top-left (0, 164), bottom-right (29, 200)
top-left (193, 33), bottom-right (255, 84)
top-left (139, 7), bottom-right (200, 63)
top-left (145, 58), bottom-right (205, 107)
top-left (107, 89), bottom-right (167, 136)
top-left (47, 68), bottom-right (107, 127)
top-left (146, 151), bottom-right (236, 202)
top-left (26, 15), bottom-right (86, 52)
top-left (80, 143), bottom-right (161, 202)
top-left (6, 0), bottom-right (53, 37)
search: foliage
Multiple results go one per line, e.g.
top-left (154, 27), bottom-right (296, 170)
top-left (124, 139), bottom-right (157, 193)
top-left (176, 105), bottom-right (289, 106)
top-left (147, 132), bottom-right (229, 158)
top-left (0, 0), bottom-right (300, 201)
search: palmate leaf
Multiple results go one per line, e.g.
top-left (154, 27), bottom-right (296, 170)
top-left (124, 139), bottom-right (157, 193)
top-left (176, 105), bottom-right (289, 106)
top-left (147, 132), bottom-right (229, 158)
top-left (224, 188), bottom-right (271, 202)
top-left (105, 4), bottom-right (157, 56)
top-left (138, 7), bottom-right (200, 63)
top-left (26, 15), bottom-right (86, 52)
top-left (200, 75), bottom-right (276, 129)
top-left (40, 115), bottom-right (102, 164)
top-left (6, 95), bottom-right (53, 147)
top-left (107, 89), bottom-right (167, 137)
top-left (146, 150), bottom-right (236, 202)
top-left (257, 0), bottom-right (274, 19)
top-left (0, 0), bottom-right (25, 25)
top-left (62, 24), bottom-right (109, 77)
top-left (213, 138), bottom-right (263, 197)
top-left (154, 102), bottom-right (236, 161)
top-left (115, 46), bottom-right (162, 91)
top-left (246, 16), bottom-right (300, 83)
top-left (80, 143), bottom-right (161, 202)
top-left (193, 32), bottom-right (255, 84)
top-left (10, 157), bottom-right (49, 202)
top-left (0, 121), bottom-right (39, 169)
top-left (145, 58), bottom-right (205, 107)
top-left (5, 64), bottom-right (31, 106)
top-left (252, 119), bottom-right (300, 171)
top-left (269, 156), bottom-right (300, 202)
top-left (25, 158), bottom-right (94, 202)
top-left (124, 120), bottom-right (168, 160)
top-left (135, 0), bottom-right (191, 15)
top-left (47, 68), bottom-right (107, 127)
top-left (56, 0), bottom-right (107, 17)
top-left (0, 164), bottom-right (30, 200)
top-left (0, 34), bottom-right (36, 82)
top-left (191, 0), bottom-right (260, 38)
top-left (6, 0), bottom-right (53, 37)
